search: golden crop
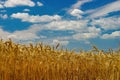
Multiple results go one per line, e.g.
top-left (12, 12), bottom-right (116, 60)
top-left (0, 39), bottom-right (120, 80)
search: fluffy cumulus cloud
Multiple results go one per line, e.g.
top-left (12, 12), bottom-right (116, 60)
top-left (0, 25), bottom-right (46, 41)
top-left (0, 1), bottom-right (4, 8)
top-left (8, 25), bottom-right (47, 40)
top-left (68, 0), bottom-right (92, 18)
top-left (11, 13), bottom-right (61, 23)
top-left (27, 20), bottom-right (101, 41)
top-left (0, 4), bottom-right (3, 8)
top-left (37, 1), bottom-right (43, 6)
top-left (101, 31), bottom-right (120, 39)
top-left (4, 0), bottom-right (35, 7)
top-left (44, 20), bottom-right (88, 31)
top-left (73, 33), bottom-right (98, 40)
top-left (0, 0), bottom-right (44, 8)
top-left (8, 31), bottom-right (39, 40)
top-left (88, 0), bottom-right (120, 18)
top-left (21, 19), bottom-right (88, 33)
top-left (91, 17), bottom-right (120, 30)
top-left (70, 9), bottom-right (84, 18)
top-left (0, 14), bottom-right (8, 19)
top-left (72, 26), bottom-right (101, 40)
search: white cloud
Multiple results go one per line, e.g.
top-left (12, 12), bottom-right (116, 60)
top-left (73, 31), bottom-right (100, 40)
top-left (37, 1), bottom-right (43, 6)
top-left (101, 31), bottom-right (120, 39)
top-left (11, 13), bottom-right (61, 23)
top-left (23, 9), bottom-right (30, 12)
top-left (72, 26), bottom-right (101, 40)
top-left (24, 19), bottom-right (88, 34)
top-left (8, 31), bottom-right (39, 40)
top-left (29, 19), bottom-right (102, 39)
top-left (0, 14), bottom-right (8, 19)
top-left (88, 26), bottom-right (101, 33)
top-left (0, 4), bottom-right (3, 8)
top-left (0, 1), bottom-right (4, 8)
top-left (71, 0), bottom-right (92, 9)
top-left (52, 39), bottom-right (69, 46)
top-left (55, 36), bottom-right (72, 41)
top-left (0, 25), bottom-right (46, 41)
top-left (29, 21), bottom-right (101, 41)
top-left (91, 17), bottom-right (120, 30)
top-left (88, 0), bottom-right (120, 18)
top-left (70, 9), bottom-right (84, 18)
top-left (8, 25), bottom-right (47, 40)
top-left (68, 0), bottom-right (92, 14)
top-left (44, 20), bottom-right (87, 31)
top-left (67, 0), bottom-right (92, 18)
top-left (4, 0), bottom-right (35, 7)
top-left (0, 28), bottom-right (10, 39)
top-left (0, 25), bottom-right (71, 45)
top-left (11, 19), bottom-right (99, 41)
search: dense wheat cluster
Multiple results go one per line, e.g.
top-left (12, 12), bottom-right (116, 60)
top-left (0, 39), bottom-right (120, 80)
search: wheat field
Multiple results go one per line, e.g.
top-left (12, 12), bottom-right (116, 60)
top-left (0, 39), bottom-right (120, 80)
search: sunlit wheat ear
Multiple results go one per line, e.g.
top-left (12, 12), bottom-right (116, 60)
top-left (92, 45), bottom-right (99, 52)
top-left (55, 43), bottom-right (60, 49)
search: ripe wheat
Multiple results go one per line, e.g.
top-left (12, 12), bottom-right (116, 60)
top-left (0, 39), bottom-right (120, 80)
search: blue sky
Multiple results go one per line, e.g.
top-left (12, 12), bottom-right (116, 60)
top-left (0, 0), bottom-right (120, 51)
